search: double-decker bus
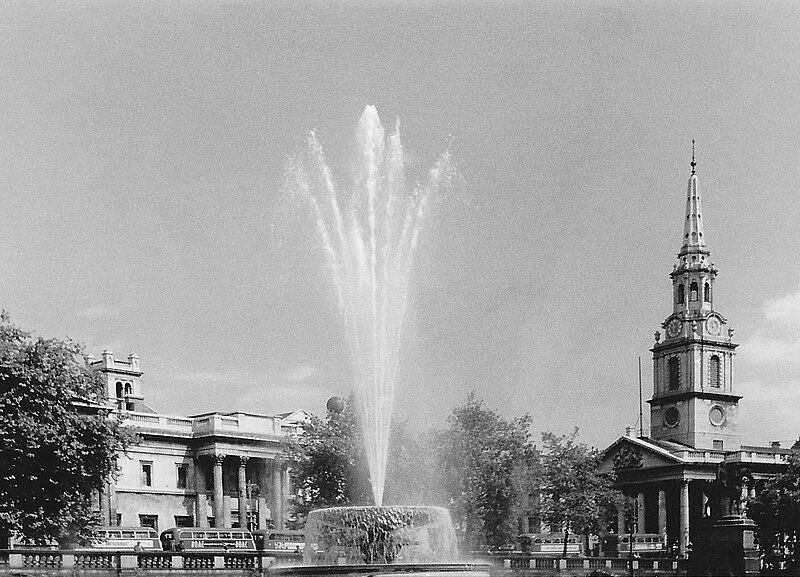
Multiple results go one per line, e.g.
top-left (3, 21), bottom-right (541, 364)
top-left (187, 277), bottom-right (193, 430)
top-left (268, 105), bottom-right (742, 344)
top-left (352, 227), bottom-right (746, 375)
top-left (518, 533), bottom-right (584, 557)
top-left (600, 533), bottom-right (666, 557)
top-left (253, 530), bottom-right (307, 553)
top-left (90, 527), bottom-right (161, 550)
top-left (159, 528), bottom-right (256, 552)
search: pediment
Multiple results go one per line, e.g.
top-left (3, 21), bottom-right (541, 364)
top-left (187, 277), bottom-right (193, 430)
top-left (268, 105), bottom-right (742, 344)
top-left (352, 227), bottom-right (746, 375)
top-left (599, 436), bottom-right (684, 474)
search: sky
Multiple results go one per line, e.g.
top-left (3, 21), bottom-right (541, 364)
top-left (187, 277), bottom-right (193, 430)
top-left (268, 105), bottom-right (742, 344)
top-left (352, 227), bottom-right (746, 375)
top-left (1, 0), bottom-right (799, 450)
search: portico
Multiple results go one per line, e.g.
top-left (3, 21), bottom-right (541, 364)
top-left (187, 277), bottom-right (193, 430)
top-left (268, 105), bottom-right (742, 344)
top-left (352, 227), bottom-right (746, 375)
top-left (88, 351), bottom-right (308, 532)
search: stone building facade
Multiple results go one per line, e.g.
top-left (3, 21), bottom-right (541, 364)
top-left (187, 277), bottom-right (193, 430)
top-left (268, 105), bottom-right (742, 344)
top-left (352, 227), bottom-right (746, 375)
top-left (87, 351), bottom-right (306, 533)
top-left (599, 155), bottom-right (794, 556)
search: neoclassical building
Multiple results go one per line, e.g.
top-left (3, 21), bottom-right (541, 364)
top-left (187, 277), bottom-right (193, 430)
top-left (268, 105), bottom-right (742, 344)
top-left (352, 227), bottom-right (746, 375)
top-left (87, 350), bottom-right (307, 533)
top-left (599, 155), bottom-right (793, 555)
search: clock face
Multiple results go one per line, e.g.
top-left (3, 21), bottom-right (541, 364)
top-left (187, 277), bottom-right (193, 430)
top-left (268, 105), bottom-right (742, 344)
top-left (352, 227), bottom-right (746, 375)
top-left (707, 317), bottom-right (721, 336)
top-left (667, 319), bottom-right (682, 338)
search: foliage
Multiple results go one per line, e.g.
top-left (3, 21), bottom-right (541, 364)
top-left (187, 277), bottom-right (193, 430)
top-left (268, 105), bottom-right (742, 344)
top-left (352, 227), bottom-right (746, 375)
top-left (0, 312), bottom-right (134, 546)
top-left (383, 418), bottom-right (443, 507)
top-left (288, 395), bottom-right (444, 521)
top-left (537, 429), bottom-right (617, 549)
top-left (434, 393), bottom-right (538, 551)
top-left (748, 452), bottom-right (800, 565)
top-left (287, 394), bottom-right (372, 519)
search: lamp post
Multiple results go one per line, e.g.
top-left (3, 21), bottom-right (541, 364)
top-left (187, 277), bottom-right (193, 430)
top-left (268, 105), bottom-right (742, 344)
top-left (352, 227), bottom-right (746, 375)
top-left (246, 483), bottom-right (260, 530)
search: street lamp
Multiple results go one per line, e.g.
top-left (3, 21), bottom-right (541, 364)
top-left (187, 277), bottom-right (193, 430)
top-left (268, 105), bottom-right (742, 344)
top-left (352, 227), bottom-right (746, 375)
top-left (246, 483), bottom-right (260, 530)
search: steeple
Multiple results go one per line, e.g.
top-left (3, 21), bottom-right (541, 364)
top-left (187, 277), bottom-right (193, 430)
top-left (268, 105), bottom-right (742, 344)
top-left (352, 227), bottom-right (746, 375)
top-left (671, 145), bottom-right (715, 317)
top-left (680, 141), bottom-right (708, 260)
top-left (649, 148), bottom-right (740, 451)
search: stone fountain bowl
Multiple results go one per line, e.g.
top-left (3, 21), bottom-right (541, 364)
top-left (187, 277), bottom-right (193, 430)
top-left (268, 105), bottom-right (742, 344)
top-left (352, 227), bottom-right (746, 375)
top-left (269, 506), bottom-right (488, 577)
top-left (303, 506), bottom-right (459, 566)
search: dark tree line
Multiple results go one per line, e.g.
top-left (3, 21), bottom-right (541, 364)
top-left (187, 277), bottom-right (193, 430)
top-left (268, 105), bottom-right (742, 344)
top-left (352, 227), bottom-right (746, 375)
top-left (289, 391), bottom-right (620, 552)
top-left (0, 313), bottom-right (135, 547)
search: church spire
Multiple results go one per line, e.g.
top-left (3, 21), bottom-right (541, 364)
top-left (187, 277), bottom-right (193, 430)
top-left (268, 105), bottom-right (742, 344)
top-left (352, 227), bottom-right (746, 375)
top-left (680, 140), bottom-right (707, 259)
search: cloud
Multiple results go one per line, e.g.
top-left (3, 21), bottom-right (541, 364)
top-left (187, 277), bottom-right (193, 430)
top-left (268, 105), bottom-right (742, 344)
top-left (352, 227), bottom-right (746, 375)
top-left (738, 378), bottom-right (800, 445)
top-left (165, 370), bottom-right (248, 383)
top-left (278, 365), bottom-right (318, 382)
top-left (76, 304), bottom-right (119, 320)
top-left (741, 285), bottom-right (800, 365)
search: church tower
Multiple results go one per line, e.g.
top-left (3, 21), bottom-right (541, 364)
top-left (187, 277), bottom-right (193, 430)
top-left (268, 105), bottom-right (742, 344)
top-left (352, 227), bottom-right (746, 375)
top-left (649, 148), bottom-right (740, 451)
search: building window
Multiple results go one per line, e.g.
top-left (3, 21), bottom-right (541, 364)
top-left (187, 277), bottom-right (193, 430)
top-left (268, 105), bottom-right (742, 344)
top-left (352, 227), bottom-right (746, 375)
top-left (141, 462), bottom-right (153, 487)
top-left (177, 464), bottom-right (188, 489)
top-left (174, 515), bottom-right (194, 527)
top-left (116, 381), bottom-right (123, 399)
top-left (124, 383), bottom-right (132, 396)
top-left (713, 440), bottom-right (723, 451)
top-left (676, 284), bottom-right (685, 305)
top-left (690, 282), bottom-right (699, 301)
top-left (668, 357), bottom-right (680, 390)
top-left (709, 355), bottom-right (721, 388)
top-left (116, 513), bottom-right (123, 525)
top-left (704, 282), bottom-right (711, 302)
top-left (139, 514), bottom-right (158, 531)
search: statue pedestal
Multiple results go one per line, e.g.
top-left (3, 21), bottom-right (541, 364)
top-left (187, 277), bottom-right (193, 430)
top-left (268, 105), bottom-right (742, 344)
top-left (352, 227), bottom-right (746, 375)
top-left (691, 516), bottom-right (759, 577)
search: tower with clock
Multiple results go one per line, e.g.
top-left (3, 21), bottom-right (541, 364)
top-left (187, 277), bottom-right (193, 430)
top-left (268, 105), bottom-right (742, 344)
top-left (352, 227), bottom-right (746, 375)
top-left (649, 150), bottom-right (740, 451)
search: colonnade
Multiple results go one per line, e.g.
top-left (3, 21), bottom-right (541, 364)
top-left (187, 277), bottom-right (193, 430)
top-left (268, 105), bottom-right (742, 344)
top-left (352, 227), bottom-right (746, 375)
top-left (616, 480), bottom-right (691, 556)
top-left (196, 454), bottom-right (290, 530)
top-left (616, 477), bottom-right (759, 557)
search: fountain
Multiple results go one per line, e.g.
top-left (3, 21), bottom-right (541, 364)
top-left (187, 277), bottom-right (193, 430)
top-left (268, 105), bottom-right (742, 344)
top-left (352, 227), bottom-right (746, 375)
top-left (279, 108), bottom-right (485, 577)
top-left (286, 105), bottom-right (456, 507)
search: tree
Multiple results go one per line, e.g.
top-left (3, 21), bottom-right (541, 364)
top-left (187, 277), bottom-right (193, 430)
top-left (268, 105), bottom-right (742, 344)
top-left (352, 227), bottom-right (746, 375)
top-left (537, 429), bottom-right (617, 556)
top-left (288, 395), bottom-right (443, 521)
top-left (287, 394), bottom-right (371, 519)
top-left (0, 312), bottom-right (134, 546)
top-left (434, 393), bottom-right (538, 551)
top-left (748, 452), bottom-right (800, 567)
top-left (383, 417), bottom-right (443, 507)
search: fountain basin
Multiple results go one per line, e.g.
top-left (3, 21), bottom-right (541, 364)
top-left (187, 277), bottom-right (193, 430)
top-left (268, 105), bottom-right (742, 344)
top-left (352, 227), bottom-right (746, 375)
top-left (303, 506), bottom-right (459, 566)
top-left (270, 564), bottom-right (490, 577)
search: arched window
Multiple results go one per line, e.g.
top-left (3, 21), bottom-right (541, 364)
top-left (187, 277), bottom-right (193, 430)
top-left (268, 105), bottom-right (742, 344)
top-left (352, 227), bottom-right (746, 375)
top-left (690, 282), bottom-right (699, 301)
top-left (709, 355), bottom-right (721, 388)
top-left (668, 357), bottom-right (680, 390)
top-left (677, 284), bottom-right (685, 305)
top-left (116, 381), bottom-right (123, 399)
top-left (124, 383), bottom-right (132, 396)
top-left (704, 282), bottom-right (711, 302)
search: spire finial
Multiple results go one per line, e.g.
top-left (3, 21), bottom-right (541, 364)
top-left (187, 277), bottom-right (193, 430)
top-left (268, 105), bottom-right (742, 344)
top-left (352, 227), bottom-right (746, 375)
top-left (691, 139), bottom-right (696, 174)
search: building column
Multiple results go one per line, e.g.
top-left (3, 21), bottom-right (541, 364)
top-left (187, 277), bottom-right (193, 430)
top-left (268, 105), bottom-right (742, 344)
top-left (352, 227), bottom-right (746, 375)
top-left (617, 505), bottom-right (625, 535)
top-left (637, 492), bottom-right (646, 534)
top-left (213, 454), bottom-right (226, 528)
top-left (109, 482), bottom-right (117, 526)
top-left (194, 457), bottom-right (209, 528)
top-left (272, 458), bottom-right (284, 529)
top-left (238, 456), bottom-right (249, 529)
top-left (99, 482), bottom-right (111, 526)
top-left (658, 489), bottom-right (667, 537)
top-left (679, 480), bottom-right (690, 557)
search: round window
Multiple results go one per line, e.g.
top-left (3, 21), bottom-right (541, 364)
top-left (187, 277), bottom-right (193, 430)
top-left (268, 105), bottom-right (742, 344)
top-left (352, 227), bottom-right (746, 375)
top-left (709, 405), bottom-right (726, 426)
top-left (664, 407), bottom-right (680, 428)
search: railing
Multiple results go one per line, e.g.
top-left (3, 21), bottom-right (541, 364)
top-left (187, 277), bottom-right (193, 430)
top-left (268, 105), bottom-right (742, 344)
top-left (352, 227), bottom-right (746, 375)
top-left (0, 550), bottom-right (688, 575)
top-left (0, 549), bottom-right (302, 572)
top-left (480, 553), bottom-right (687, 575)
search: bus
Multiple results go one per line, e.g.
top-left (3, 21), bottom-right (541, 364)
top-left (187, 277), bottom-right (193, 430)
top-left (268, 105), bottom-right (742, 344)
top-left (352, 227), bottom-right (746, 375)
top-left (159, 528), bottom-right (256, 552)
top-left (253, 530), bottom-right (307, 553)
top-left (518, 533), bottom-right (583, 557)
top-left (600, 533), bottom-right (666, 557)
top-left (90, 527), bottom-right (160, 550)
